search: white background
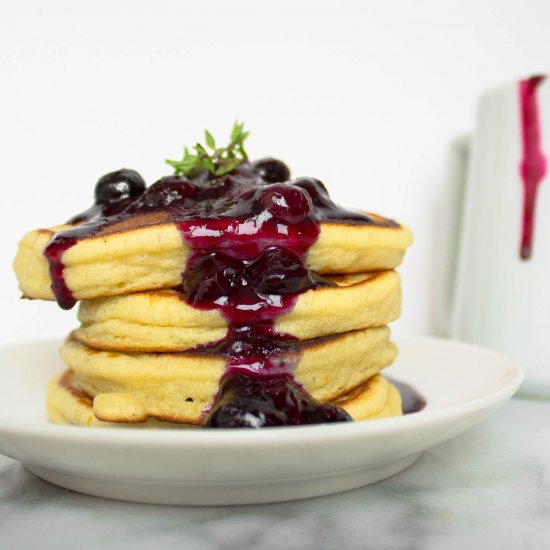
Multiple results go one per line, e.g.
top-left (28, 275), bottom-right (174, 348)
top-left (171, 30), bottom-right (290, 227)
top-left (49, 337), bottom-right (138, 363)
top-left (1, 0), bottom-right (548, 346)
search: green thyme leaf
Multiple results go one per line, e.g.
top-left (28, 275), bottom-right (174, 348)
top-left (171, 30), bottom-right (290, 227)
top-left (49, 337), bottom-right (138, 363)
top-left (204, 130), bottom-right (216, 150)
top-left (166, 122), bottom-right (250, 178)
top-left (230, 121), bottom-right (241, 142)
top-left (215, 158), bottom-right (242, 176)
top-left (194, 143), bottom-right (208, 157)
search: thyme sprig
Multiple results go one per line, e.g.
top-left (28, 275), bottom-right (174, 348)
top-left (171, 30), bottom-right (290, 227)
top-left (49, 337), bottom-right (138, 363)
top-left (166, 121), bottom-right (250, 178)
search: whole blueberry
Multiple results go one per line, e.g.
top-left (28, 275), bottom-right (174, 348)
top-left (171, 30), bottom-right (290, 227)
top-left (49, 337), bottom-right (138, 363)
top-left (247, 247), bottom-right (313, 295)
top-left (259, 183), bottom-right (313, 224)
top-left (182, 251), bottom-right (244, 308)
top-left (94, 169), bottom-right (146, 205)
top-left (252, 158), bottom-right (291, 183)
top-left (128, 175), bottom-right (197, 211)
top-left (289, 177), bottom-right (330, 206)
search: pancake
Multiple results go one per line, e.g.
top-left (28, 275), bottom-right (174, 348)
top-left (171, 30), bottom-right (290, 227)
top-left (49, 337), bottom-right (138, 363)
top-left (57, 326), bottom-right (397, 424)
top-left (14, 215), bottom-right (413, 302)
top-left (46, 370), bottom-right (402, 427)
top-left (75, 271), bottom-right (401, 352)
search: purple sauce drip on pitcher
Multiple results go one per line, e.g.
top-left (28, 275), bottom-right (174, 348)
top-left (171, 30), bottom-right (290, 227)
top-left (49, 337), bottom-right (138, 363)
top-left (518, 75), bottom-right (547, 260)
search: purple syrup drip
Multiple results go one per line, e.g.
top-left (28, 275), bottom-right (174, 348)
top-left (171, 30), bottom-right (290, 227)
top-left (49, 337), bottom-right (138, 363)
top-left (518, 75), bottom-right (547, 260)
top-left (44, 234), bottom-right (78, 310)
top-left (172, 170), bottom-right (352, 427)
top-left (44, 218), bottom-right (112, 309)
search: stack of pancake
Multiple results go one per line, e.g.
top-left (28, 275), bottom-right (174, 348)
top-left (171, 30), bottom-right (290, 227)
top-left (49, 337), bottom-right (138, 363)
top-left (14, 214), bottom-right (413, 427)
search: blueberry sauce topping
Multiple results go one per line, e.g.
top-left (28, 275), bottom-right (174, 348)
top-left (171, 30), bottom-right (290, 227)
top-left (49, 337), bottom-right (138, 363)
top-left (43, 156), bottom-right (393, 427)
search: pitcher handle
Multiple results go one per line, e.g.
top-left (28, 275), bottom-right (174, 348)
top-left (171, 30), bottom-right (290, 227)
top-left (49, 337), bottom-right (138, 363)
top-left (435, 134), bottom-right (471, 336)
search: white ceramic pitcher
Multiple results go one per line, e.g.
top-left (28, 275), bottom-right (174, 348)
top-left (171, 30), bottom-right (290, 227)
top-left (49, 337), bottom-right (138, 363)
top-left (438, 77), bottom-right (550, 398)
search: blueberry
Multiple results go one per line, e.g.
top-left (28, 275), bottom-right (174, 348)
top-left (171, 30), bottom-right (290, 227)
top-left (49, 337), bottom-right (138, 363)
top-left (247, 247), bottom-right (314, 295)
top-left (259, 183), bottom-right (313, 224)
top-left (94, 169), bottom-right (146, 205)
top-left (204, 374), bottom-right (294, 428)
top-left (289, 178), bottom-right (330, 206)
top-left (252, 158), bottom-right (291, 183)
top-left (182, 252), bottom-right (244, 308)
top-left (128, 175), bottom-right (197, 211)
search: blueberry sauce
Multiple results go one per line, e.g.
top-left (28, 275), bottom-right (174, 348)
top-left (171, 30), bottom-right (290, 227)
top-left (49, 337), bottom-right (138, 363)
top-left (291, 177), bottom-right (398, 226)
top-left (206, 371), bottom-right (350, 428)
top-left (518, 75), bottom-right (547, 260)
top-left (45, 234), bottom-right (78, 310)
top-left (44, 159), bottom-right (392, 427)
top-left (389, 380), bottom-right (426, 414)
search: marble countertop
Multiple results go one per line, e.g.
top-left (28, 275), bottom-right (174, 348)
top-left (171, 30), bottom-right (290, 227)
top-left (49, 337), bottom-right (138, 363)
top-left (1, 397), bottom-right (549, 549)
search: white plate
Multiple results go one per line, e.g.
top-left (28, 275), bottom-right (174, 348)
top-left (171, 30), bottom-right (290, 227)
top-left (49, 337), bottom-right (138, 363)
top-left (0, 336), bottom-right (523, 505)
